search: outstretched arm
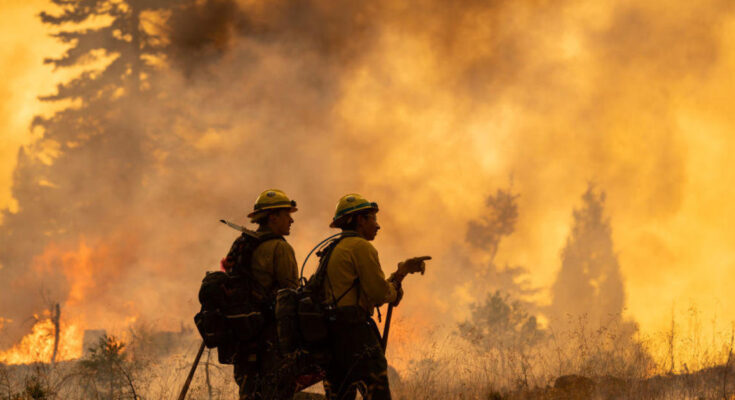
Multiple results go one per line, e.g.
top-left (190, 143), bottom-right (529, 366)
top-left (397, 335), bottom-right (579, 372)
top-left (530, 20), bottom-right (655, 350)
top-left (389, 256), bottom-right (431, 284)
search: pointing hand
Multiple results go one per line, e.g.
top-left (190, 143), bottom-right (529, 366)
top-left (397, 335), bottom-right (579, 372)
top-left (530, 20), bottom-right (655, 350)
top-left (398, 255), bottom-right (431, 277)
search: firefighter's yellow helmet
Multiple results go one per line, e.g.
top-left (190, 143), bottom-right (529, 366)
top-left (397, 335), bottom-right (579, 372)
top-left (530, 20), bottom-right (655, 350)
top-left (247, 189), bottom-right (298, 221)
top-left (330, 193), bottom-right (379, 228)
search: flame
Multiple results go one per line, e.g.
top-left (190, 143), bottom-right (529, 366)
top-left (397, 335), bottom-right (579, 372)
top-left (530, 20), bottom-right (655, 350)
top-left (29, 239), bottom-right (98, 307)
top-left (58, 239), bottom-right (95, 308)
top-left (0, 237), bottom-right (141, 365)
top-left (0, 315), bottom-right (82, 365)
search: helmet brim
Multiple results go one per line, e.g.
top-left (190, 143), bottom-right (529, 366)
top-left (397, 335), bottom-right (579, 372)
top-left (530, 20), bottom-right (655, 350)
top-left (247, 205), bottom-right (298, 220)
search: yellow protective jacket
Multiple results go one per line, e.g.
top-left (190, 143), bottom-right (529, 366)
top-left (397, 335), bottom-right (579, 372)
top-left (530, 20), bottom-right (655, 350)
top-left (324, 232), bottom-right (398, 314)
top-left (251, 229), bottom-right (299, 295)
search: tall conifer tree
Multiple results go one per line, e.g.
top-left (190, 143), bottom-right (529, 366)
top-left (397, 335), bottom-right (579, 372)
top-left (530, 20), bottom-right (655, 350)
top-left (550, 185), bottom-right (626, 327)
top-left (0, 0), bottom-right (179, 347)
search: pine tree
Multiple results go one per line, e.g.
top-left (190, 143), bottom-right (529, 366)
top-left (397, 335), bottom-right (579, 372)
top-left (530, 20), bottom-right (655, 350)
top-left (550, 184), bottom-right (626, 328)
top-left (547, 185), bottom-right (651, 376)
top-left (0, 0), bottom-right (181, 346)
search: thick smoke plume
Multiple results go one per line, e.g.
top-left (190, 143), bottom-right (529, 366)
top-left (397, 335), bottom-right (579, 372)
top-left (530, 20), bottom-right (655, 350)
top-left (2, 0), bottom-right (735, 363)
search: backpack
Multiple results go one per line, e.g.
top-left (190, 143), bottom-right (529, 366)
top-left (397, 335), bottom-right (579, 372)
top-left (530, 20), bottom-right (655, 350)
top-left (194, 229), bottom-right (282, 364)
top-left (275, 232), bottom-right (358, 355)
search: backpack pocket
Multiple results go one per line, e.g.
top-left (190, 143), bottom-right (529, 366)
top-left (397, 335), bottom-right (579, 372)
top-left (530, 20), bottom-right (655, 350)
top-left (194, 309), bottom-right (229, 349)
top-left (297, 296), bottom-right (329, 344)
top-left (216, 338), bottom-right (237, 364)
top-left (225, 307), bottom-right (264, 342)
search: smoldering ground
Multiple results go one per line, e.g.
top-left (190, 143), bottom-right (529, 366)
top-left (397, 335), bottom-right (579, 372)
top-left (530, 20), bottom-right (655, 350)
top-left (1, 0), bottom-right (735, 372)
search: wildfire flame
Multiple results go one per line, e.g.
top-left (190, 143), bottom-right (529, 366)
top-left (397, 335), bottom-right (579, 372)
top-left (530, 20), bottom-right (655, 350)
top-left (0, 237), bottom-right (139, 365)
top-left (0, 315), bottom-right (82, 365)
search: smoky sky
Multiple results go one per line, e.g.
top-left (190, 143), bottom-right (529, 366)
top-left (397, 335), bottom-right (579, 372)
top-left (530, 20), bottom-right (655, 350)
top-left (2, 0), bottom-right (735, 352)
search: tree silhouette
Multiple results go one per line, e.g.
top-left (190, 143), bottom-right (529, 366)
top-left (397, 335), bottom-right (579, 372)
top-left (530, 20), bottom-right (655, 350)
top-left (38, 0), bottom-right (170, 98)
top-left (458, 187), bottom-right (542, 355)
top-left (458, 290), bottom-right (543, 351)
top-left (78, 335), bottom-right (139, 399)
top-left (0, 0), bottom-right (183, 346)
top-left (466, 188), bottom-right (519, 259)
top-left (463, 187), bottom-right (537, 300)
top-left (550, 184), bottom-right (626, 328)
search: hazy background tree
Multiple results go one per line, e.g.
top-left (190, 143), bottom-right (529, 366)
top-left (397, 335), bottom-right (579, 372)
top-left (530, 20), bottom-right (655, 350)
top-left (0, 0), bottom-right (183, 347)
top-left (549, 184), bottom-right (626, 329)
top-left (545, 184), bottom-right (650, 377)
top-left (458, 187), bottom-right (543, 350)
top-left (466, 188), bottom-right (520, 260)
top-left (465, 187), bottom-right (538, 302)
top-left (459, 291), bottom-right (543, 351)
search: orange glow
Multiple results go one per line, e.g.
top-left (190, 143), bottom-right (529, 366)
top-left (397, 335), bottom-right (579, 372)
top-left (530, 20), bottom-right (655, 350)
top-left (0, 237), bottom-right (141, 364)
top-left (0, 315), bottom-right (82, 365)
top-left (0, 0), bottom-right (68, 215)
top-left (3, 0), bottom-right (735, 378)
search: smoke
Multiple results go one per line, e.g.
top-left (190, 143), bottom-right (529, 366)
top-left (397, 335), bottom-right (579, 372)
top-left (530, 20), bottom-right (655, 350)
top-left (2, 0), bottom-right (735, 356)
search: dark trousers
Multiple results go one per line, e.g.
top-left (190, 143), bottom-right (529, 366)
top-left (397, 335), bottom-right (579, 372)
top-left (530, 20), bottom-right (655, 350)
top-left (323, 315), bottom-right (391, 400)
top-left (234, 324), bottom-right (296, 400)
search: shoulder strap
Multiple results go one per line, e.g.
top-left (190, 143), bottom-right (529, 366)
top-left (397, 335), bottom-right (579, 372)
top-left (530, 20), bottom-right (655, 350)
top-left (308, 232), bottom-right (360, 304)
top-left (334, 278), bottom-right (359, 304)
top-left (227, 231), bottom-right (284, 302)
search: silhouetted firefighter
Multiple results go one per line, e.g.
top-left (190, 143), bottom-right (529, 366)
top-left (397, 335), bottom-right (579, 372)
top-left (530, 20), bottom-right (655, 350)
top-left (316, 194), bottom-right (428, 400)
top-left (191, 189), bottom-right (299, 400)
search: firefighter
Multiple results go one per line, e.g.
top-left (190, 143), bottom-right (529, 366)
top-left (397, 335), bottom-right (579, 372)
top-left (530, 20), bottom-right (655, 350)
top-left (226, 189), bottom-right (299, 400)
top-left (322, 194), bottom-right (429, 400)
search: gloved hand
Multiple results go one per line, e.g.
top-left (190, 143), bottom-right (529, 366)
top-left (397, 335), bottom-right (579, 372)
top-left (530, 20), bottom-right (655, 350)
top-left (396, 256), bottom-right (431, 279)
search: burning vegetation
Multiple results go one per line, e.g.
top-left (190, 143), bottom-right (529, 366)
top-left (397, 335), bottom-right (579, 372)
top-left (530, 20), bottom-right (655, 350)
top-left (3, 0), bottom-right (735, 398)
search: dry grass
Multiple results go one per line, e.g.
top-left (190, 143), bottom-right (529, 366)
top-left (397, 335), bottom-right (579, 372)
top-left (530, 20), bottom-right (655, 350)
top-left (2, 310), bottom-right (735, 400)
